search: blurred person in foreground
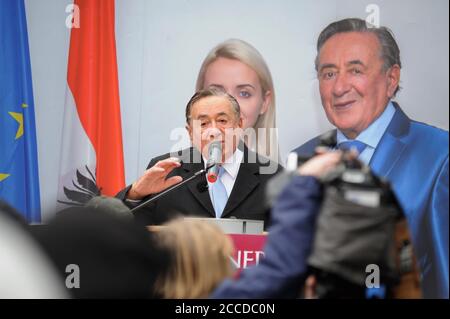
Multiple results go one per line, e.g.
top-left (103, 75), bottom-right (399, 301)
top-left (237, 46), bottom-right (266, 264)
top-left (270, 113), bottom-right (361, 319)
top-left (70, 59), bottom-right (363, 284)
top-left (0, 202), bottom-right (67, 298)
top-left (33, 203), bottom-right (169, 298)
top-left (211, 150), bottom-right (343, 298)
top-left (152, 218), bottom-right (234, 298)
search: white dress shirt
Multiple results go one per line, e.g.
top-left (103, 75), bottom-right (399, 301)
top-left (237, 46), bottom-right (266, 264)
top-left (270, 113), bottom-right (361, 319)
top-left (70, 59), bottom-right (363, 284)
top-left (204, 148), bottom-right (243, 209)
top-left (336, 101), bottom-right (396, 165)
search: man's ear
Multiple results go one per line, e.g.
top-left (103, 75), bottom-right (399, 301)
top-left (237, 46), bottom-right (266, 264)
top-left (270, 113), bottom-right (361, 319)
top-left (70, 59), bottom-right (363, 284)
top-left (186, 124), bottom-right (193, 141)
top-left (260, 90), bottom-right (272, 115)
top-left (387, 65), bottom-right (401, 98)
top-left (238, 116), bottom-right (243, 128)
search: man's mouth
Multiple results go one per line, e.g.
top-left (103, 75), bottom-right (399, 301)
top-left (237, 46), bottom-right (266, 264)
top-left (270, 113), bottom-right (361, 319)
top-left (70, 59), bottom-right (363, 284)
top-left (333, 100), bottom-right (356, 109)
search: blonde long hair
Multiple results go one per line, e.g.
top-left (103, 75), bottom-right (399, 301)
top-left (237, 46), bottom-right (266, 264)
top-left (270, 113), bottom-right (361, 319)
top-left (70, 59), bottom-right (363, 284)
top-left (196, 39), bottom-right (279, 163)
top-left (153, 219), bottom-right (234, 299)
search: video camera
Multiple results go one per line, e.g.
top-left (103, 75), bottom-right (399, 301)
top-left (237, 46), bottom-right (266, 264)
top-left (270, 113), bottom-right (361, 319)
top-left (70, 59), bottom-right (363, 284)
top-left (267, 132), bottom-right (422, 298)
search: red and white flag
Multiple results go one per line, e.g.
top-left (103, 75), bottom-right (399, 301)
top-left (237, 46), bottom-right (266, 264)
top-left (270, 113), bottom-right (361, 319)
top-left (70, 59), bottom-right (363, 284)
top-left (58, 0), bottom-right (125, 208)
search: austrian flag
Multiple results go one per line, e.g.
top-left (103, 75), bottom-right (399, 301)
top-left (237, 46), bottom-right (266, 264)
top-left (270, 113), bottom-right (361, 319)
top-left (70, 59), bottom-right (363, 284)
top-left (58, 0), bottom-right (125, 207)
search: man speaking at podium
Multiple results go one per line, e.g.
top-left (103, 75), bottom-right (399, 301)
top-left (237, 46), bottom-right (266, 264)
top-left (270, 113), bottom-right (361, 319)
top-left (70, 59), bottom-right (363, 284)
top-left (117, 88), bottom-right (281, 226)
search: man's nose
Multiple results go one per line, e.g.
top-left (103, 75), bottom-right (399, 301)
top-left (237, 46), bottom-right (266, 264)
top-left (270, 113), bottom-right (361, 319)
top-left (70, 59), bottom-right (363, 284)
top-left (204, 127), bottom-right (222, 141)
top-left (332, 73), bottom-right (351, 97)
top-left (208, 129), bottom-right (217, 140)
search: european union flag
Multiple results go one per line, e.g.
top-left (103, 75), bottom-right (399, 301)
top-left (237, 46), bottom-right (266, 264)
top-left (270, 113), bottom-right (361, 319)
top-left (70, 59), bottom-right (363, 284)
top-left (0, 0), bottom-right (41, 222)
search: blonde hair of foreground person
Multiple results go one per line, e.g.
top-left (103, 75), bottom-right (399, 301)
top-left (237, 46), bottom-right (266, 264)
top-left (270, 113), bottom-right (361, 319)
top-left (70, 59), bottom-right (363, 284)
top-left (196, 39), bottom-right (279, 163)
top-left (152, 218), bottom-right (235, 299)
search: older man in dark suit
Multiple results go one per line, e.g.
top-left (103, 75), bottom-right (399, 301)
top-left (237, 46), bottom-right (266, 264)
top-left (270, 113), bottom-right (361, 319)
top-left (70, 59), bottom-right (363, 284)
top-left (117, 87), bottom-right (281, 227)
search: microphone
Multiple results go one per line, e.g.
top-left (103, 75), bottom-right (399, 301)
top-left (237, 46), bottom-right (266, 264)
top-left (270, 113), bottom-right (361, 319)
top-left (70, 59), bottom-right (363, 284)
top-left (206, 141), bottom-right (222, 183)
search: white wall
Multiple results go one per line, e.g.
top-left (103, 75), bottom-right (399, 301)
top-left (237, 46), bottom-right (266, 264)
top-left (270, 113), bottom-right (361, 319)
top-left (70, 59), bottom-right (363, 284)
top-left (25, 0), bottom-right (70, 221)
top-left (25, 0), bottom-right (449, 221)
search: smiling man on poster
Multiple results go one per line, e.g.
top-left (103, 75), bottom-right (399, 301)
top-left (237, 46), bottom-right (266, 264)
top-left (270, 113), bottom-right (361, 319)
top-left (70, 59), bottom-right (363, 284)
top-left (294, 18), bottom-right (448, 298)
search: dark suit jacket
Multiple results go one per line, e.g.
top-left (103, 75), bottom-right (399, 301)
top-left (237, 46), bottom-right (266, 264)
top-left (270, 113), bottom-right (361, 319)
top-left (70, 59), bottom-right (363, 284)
top-left (117, 145), bottom-right (282, 227)
top-left (293, 103), bottom-right (449, 299)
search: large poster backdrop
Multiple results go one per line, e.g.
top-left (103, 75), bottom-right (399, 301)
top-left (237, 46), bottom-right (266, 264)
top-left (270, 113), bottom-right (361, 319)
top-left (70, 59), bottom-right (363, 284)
top-left (23, 0), bottom-right (449, 220)
top-left (115, 0), bottom-right (449, 189)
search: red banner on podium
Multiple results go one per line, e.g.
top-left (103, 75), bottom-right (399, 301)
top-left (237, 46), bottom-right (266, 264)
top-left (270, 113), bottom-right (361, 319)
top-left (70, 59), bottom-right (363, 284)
top-left (228, 234), bottom-right (267, 271)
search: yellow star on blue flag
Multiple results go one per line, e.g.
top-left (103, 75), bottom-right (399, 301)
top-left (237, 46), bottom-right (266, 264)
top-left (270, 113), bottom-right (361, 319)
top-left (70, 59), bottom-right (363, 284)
top-left (0, 174), bottom-right (10, 182)
top-left (8, 112), bottom-right (24, 139)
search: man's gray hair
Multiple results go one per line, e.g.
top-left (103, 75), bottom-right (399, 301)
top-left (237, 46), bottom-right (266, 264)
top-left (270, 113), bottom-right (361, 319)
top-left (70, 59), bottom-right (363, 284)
top-left (185, 87), bottom-right (240, 123)
top-left (315, 18), bottom-right (401, 95)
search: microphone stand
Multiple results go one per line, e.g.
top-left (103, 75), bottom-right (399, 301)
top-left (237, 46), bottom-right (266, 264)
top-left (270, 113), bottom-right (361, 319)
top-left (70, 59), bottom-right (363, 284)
top-left (130, 164), bottom-right (214, 212)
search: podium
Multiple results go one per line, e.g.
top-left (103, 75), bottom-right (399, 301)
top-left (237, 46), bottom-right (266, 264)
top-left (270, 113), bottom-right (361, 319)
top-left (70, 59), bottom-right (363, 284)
top-left (182, 218), bottom-right (267, 271)
top-left (184, 217), bottom-right (264, 235)
top-left (147, 217), bottom-right (267, 270)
